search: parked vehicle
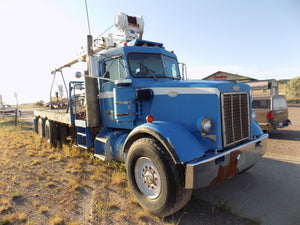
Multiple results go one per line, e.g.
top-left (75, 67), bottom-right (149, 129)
top-left (0, 104), bottom-right (21, 117)
top-left (252, 95), bottom-right (291, 131)
top-left (244, 80), bottom-right (291, 131)
top-left (33, 12), bottom-right (268, 216)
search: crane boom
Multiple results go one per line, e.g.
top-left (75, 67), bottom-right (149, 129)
top-left (51, 45), bottom-right (104, 74)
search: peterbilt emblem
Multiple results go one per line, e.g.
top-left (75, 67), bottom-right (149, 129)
top-left (168, 92), bottom-right (179, 97)
top-left (232, 85), bottom-right (240, 91)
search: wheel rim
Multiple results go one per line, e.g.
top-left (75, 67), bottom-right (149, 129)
top-left (135, 157), bottom-right (161, 199)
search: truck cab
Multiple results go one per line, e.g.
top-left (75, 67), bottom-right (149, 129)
top-left (34, 12), bottom-right (268, 217)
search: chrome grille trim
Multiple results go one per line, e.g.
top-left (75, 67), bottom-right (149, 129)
top-left (221, 92), bottom-right (250, 147)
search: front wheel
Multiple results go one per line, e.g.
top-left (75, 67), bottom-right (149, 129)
top-left (126, 138), bottom-right (192, 217)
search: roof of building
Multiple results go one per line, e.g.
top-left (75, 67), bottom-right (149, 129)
top-left (202, 71), bottom-right (257, 81)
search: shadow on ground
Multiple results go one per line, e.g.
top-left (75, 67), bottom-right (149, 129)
top-left (268, 130), bottom-right (300, 141)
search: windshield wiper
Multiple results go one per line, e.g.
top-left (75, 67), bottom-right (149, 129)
top-left (138, 63), bottom-right (157, 80)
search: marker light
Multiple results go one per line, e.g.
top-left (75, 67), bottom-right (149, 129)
top-left (201, 117), bottom-right (213, 133)
top-left (124, 42), bottom-right (128, 46)
top-left (146, 115), bottom-right (153, 123)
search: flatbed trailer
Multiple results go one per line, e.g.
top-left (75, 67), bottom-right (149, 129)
top-left (34, 109), bottom-right (71, 125)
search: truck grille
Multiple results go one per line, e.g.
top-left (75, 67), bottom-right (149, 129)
top-left (221, 93), bottom-right (250, 147)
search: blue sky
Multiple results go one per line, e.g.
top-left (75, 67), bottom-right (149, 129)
top-left (0, 0), bottom-right (299, 104)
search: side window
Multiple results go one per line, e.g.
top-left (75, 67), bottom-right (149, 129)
top-left (162, 55), bottom-right (180, 79)
top-left (252, 99), bottom-right (270, 109)
top-left (104, 58), bottom-right (127, 81)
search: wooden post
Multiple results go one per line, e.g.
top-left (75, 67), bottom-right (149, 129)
top-left (14, 92), bottom-right (18, 126)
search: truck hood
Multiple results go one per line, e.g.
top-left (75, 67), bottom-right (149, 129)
top-left (133, 79), bottom-right (251, 93)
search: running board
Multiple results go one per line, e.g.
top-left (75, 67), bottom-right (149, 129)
top-left (75, 144), bottom-right (88, 150)
top-left (94, 154), bottom-right (105, 161)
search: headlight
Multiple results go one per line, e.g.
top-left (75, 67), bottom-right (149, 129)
top-left (201, 117), bottom-right (213, 133)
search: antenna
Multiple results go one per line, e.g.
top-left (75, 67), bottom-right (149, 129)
top-left (84, 0), bottom-right (91, 35)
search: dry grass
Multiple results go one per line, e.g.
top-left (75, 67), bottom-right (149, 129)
top-left (135, 209), bottom-right (151, 220)
top-left (50, 214), bottom-right (64, 225)
top-left (18, 212), bottom-right (27, 222)
top-left (0, 117), bottom-right (251, 225)
top-left (0, 199), bottom-right (12, 213)
top-left (111, 170), bottom-right (127, 187)
top-left (38, 205), bottom-right (48, 213)
top-left (67, 180), bottom-right (81, 191)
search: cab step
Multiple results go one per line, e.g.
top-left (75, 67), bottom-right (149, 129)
top-left (74, 144), bottom-right (88, 150)
top-left (94, 153), bottom-right (106, 161)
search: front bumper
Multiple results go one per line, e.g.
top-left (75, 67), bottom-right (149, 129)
top-left (185, 133), bottom-right (268, 189)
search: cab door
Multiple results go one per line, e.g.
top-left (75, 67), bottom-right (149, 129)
top-left (100, 57), bottom-right (136, 128)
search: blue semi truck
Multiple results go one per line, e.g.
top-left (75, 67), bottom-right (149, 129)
top-left (34, 12), bottom-right (268, 216)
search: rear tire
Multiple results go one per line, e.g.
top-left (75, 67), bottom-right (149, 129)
top-left (45, 120), bottom-right (57, 146)
top-left (37, 118), bottom-right (45, 137)
top-left (126, 137), bottom-right (192, 217)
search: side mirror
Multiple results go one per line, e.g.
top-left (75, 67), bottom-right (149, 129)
top-left (114, 79), bottom-right (132, 87)
top-left (75, 71), bottom-right (83, 78)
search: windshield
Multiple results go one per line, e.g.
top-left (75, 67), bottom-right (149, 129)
top-left (128, 53), bottom-right (181, 79)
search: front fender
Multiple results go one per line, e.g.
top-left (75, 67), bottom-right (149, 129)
top-left (123, 121), bottom-right (208, 164)
top-left (252, 120), bottom-right (264, 136)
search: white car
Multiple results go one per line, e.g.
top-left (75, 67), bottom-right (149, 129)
top-left (0, 105), bottom-right (21, 117)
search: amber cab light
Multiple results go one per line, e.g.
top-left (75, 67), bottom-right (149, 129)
top-left (146, 115), bottom-right (153, 123)
top-left (267, 112), bottom-right (274, 119)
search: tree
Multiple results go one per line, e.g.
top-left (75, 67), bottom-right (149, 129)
top-left (285, 77), bottom-right (300, 103)
top-left (35, 100), bottom-right (45, 107)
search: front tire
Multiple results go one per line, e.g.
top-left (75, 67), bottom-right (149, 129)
top-left (126, 138), bottom-right (192, 217)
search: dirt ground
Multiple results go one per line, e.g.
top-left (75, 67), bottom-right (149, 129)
top-left (265, 106), bottom-right (300, 162)
top-left (1, 107), bottom-right (299, 225)
top-left (195, 106), bottom-right (300, 225)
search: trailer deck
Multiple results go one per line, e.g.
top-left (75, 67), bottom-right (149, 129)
top-left (34, 109), bottom-right (71, 125)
